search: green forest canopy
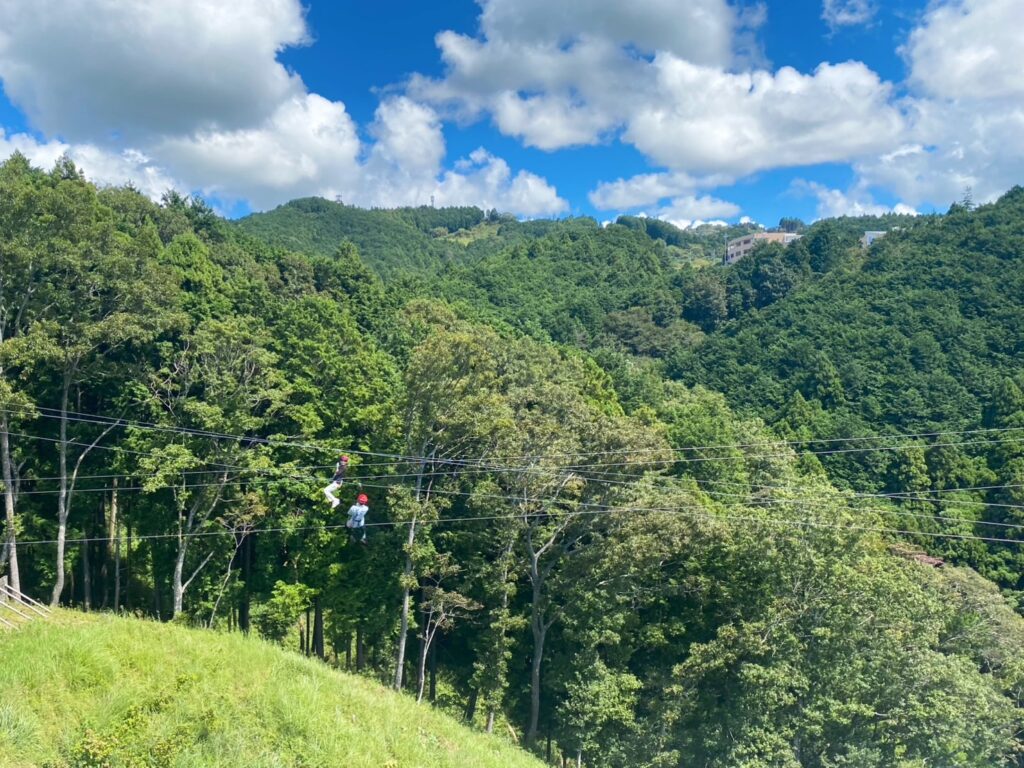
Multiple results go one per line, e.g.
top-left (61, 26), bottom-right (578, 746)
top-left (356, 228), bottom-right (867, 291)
top-left (3, 153), bottom-right (1024, 766)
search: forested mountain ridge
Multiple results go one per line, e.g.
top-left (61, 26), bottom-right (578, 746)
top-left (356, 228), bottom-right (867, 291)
top-left (238, 188), bottom-right (1024, 593)
top-left (4, 154), bottom-right (1024, 766)
top-left (236, 196), bottom-right (486, 277)
top-left (674, 188), bottom-right (1024, 589)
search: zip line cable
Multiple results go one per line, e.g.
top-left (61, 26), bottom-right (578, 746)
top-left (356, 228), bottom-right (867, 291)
top-left (9, 431), bottom-right (1024, 533)
top-left (7, 408), bottom-right (1024, 549)
top-left (6, 418), bottom-right (1024, 489)
top-left (9, 456), bottom-right (1024, 544)
top-left (5, 403), bottom-right (1024, 469)
top-left (11, 487), bottom-right (1024, 549)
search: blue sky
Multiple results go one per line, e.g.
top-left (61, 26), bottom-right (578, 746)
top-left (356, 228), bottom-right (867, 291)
top-left (0, 0), bottom-right (1020, 227)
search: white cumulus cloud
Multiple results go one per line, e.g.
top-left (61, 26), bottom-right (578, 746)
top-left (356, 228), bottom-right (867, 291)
top-left (413, 0), bottom-right (902, 179)
top-left (905, 0), bottom-right (1024, 101)
top-left (651, 194), bottom-right (741, 229)
top-left (0, 0), bottom-right (565, 217)
top-left (793, 179), bottom-right (917, 219)
top-left (856, 0), bottom-right (1024, 208)
top-left (821, 0), bottom-right (876, 30)
top-left (0, 129), bottom-right (179, 199)
top-left (0, 0), bottom-right (307, 141)
top-left (589, 172), bottom-right (702, 210)
top-left (625, 58), bottom-right (903, 177)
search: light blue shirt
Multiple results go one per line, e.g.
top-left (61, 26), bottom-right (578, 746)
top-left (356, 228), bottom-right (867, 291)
top-left (346, 503), bottom-right (369, 528)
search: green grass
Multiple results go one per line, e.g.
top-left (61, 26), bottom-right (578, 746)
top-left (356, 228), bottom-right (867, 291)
top-left (0, 611), bottom-right (543, 768)
top-left (440, 222), bottom-right (501, 245)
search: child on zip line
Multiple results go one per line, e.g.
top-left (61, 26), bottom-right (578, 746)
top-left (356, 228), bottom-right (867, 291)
top-left (347, 493), bottom-right (370, 543)
top-left (323, 453), bottom-right (349, 508)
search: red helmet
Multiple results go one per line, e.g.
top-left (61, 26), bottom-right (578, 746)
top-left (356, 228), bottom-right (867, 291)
top-left (340, 455), bottom-right (350, 463)
top-left (357, 493), bottom-right (369, 504)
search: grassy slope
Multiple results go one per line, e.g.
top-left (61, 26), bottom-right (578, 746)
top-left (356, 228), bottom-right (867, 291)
top-left (0, 612), bottom-right (542, 768)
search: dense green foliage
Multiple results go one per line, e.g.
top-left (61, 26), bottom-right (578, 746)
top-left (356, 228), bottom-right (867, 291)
top-left (673, 191), bottom-right (1024, 590)
top-left (236, 197), bottom-right (497, 277)
top-left (4, 154), bottom-right (1024, 766)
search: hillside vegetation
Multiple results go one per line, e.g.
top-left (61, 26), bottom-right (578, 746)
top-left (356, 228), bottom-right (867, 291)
top-left (676, 190), bottom-right (1024, 588)
top-left (0, 611), bottom-right (542, 767)
top-left (5, 153), bottom-right (1024, 766)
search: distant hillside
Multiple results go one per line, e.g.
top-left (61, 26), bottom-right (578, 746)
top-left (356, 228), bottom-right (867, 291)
top-left (236, 197), bottom-right (483, 276)
top-left (681, 190), bottom-right (1024, 447)
top-left (0, 611), bottom-right (543, 767)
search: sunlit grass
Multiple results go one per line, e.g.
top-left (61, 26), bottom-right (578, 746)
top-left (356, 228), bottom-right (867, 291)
top-left (0, 611), bottom-right (541, 767)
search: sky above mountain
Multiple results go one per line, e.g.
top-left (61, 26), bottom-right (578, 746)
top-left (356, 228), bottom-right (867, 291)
top-left (0, 0), bottom-right (1020, 226)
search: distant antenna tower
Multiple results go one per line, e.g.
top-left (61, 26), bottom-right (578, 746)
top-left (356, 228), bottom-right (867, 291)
top-left (334, 194), bottom-right (343, 205)
top-left (430, 194), bottom-right (435, 208)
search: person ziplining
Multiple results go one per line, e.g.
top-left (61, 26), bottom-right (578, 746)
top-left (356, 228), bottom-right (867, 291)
top-left (322, 454), bottom-right (349, 508)
top-left (347, 493), bottom-right (370, 544)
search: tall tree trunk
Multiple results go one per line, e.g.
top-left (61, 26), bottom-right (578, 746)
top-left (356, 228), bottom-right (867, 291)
top-left (465, 688), bottom-right (478, 724)
top-left (0, 415), bottom-right (20, 593)
top-left (527, 608), bottom-right (547, 747)
top-left (172, 529), bottom-right (187, 617)
top-left (393, 511), bottom-right (417, 691)
top-left (415, 593), bottom-right (428, 700)
top-left (416, 621), bottom-right (431, 703)
top-left (313, 598), bottom-right (325, 660)
top-left (239, 532), bottom-right (252, 633)
top-left (82, 524), bottom-right (91, 612)
top-left (305, 607), bottom-right (312, 655)
top-left (50, 374), bottom-right (71, 606)
top-left (113, 515), bottom-right (121, 612)
top-left (102, 480), bottom-right (118, 609)
top-left (125, 518), bottom-right (132, 612)
top-left (356, 623), bottom-right (366, 670)
top-left (429, 638), bottom-right (437, 703)
top-left (51, 368), bottom-right (113, 607)
top-left (172, 478), bottom-right (225, 618)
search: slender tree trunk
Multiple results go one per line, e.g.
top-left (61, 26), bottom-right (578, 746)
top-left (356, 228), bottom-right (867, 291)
top-left (0, 415), bottom-right (20, 593)
top-left (415, 595), bottom-right (429, 700)
top-left (313, 598), bottom-right (325, 660)
top-left (465, 688), bottom-right (478, 724)
top-left (416, 622), bottom-right (432, 703)
top-left (82, 525), bottom-right (91, 612)
top-left (153, 552), bottom-right (162, 619)
top-left (305, 607), bottom-right (312, 655)
top-left (113, 515), bottom-right (121, 612)
top-left (103, 480), bottom-right (118, 609)
top-left (356, 623), bottom-right (366, 670)
top-left (345, 631), bottom-right (353, 669)
top-left (393, 511), bottom-right (417, 691)
top-left (125, 519), bottom-right (132, 612)
top-left (486, 709), bottom-right (496, 734)
top-left (429, 639), bottom-right (437, 703)
top-left (527, 616), bottom-right (547, 746)
top-left (172, 478), bottom-right (225, 618)
top-left (172, 526), bottom-right (187, 616)
top-left (239, 532), bottom-right (252, 633)
top-left (51, 374), bottom-right (71, 606)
